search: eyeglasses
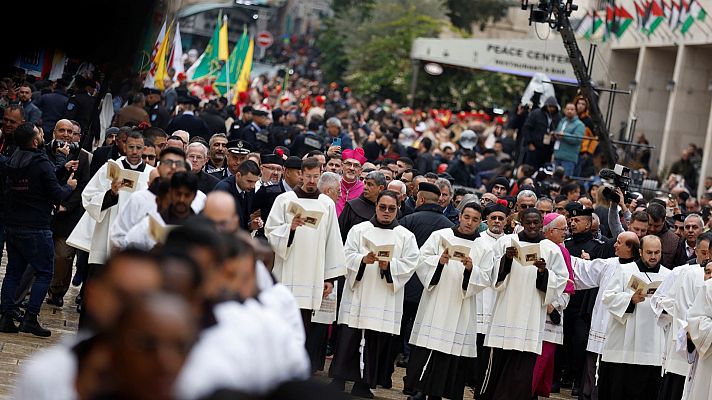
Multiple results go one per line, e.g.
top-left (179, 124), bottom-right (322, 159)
top-left (378, 204), bottom-right (398, 213)
top-left (343, 161), bottom-right (362, 169)
top-left (160, 159), bottom-right (187, 168)
top-left (488, 216), bottom-right (505, 221)
top-left (141, 154), bottom-right (156, 161)
top-left (518, 204), bottom-right (535, 209)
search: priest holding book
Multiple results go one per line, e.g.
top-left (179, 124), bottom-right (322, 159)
top-left (264, 157), bottom-right (346, 363)
top-left (480, 208), bottom-right (569, 400)
top-left (406, 202), bottom-right (494, 400)
top-left (598, 235), bottom-right (671, 400)
top-left (330, 190), bottom-right (419, 398)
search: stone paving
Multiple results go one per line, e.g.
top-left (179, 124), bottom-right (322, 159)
top-left (0, 256), bottom-right (573, 400)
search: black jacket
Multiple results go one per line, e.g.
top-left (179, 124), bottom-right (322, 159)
top-left (167, 113), bottom-right (211, 142)
top-left (253, 180), bottom-right (289, 237)
top-left (521, 108), bottom-right (560, 149)
top-left (446, 159), bottom-right (475, 188)
top-left (195, 170), bottom-right (220, 194)
top-left (36, 90), bottom-right (69, 136)
top-left (201, 108), bottom-right (227, 135)
top-left (214, 175), bottom-right (254, 231)
top-left (564, 231), bottom-right (612, 320)
top-left (400, 203), bottom-right (454, 303)
top-left (3, 148), bottom-right (72, 229)
top-left (415, 152), bottom-right (434, 174)
top-left (338, 195), bottom-right (376, 243)
top-left (147, 103), bottom-right (171, 130)
top-left (52, 149), bottom-right (91, 237)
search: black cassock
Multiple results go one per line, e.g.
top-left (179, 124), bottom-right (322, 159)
top-left (598, 360), bottom-right (662, 400)
top-left (328, 326), bottom-right (397, 389)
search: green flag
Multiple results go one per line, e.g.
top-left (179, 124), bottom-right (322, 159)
top-left (214, 27), bottom-right (249, 96)
top-left (187, 16), bottom-right (222, 81)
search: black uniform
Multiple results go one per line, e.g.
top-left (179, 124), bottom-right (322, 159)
top-left (290, 131), bottom-right (325, 158)
top-left (252, 180), bottom-right (289, 237)
top-left (147, 103), bottom-right (171, 130)
top-left (563, 230), bottom-right (610, 391)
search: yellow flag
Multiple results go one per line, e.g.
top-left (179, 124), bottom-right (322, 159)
top-left (232, 37), bottom-right (254, 104)
top-left (154, 24), bottom-right (173, 90)
top-left (218, 17), bottom-right (229, 61)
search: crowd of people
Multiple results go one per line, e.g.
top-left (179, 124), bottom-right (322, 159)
top-left (0, 35), bottom-right (711, 400)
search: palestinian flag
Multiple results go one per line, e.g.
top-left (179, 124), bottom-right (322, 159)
top-left (670, 0), bottom-right (682, 30)
top-left (616, 5), bottom-right (635, 37)
top-left (576, 11), bottom-right (594, 37)
top-left (604, 4), bottom-right (617, 41)
top-left (644, 0), bottom-right (666, 35)
top-left (634, 0), bottom-right (647, 30)
top-left (681, 0), bottom-right (708, 34)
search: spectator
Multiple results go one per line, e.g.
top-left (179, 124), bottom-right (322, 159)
top-left (552, 102), bottom-right (585, 177)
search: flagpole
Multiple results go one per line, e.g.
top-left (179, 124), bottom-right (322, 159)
top-left (224, 15), bottom-right (230, 97)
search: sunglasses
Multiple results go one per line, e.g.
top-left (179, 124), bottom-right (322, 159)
top-left (378, 204), bottom-right (398, 213)
top-left (142, 154), bottom-right (156, 161)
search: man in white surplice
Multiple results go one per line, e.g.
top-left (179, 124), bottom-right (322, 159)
top-left (67, 131), bottom-right (154, 267)
top-left (649, 232), bottom-right (711, 400)
top-left (109, 147), bottom-right (205, 250)
top-left (685, 273), bottom-right (712, 400)
top-left (569, 231), bottom-right (640, 400)
top-left (329, 190), bottom-right (418, 398)
top-left (406, 202), bottom-right (493, 400)
top-left (264, 157), bottom-right (345, 356)
top-left (597, 235), bottom-right (671, 400)
top-left (479, 208), bottom-right (569, 400)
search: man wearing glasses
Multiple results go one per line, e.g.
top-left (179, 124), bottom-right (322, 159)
top-left (337, 148), bottom-right (367, 216)
top-left (141, 139), bottom-right (157, 167)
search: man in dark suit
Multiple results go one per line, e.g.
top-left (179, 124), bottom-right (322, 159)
top-left (166, 95), bottom-right (210, 141)
top-left (253, 156), bottom-right (302, 238)
top-left (214, 159), bottom-right (261, 232)
top-left (89, 126), bottom-right (127, 178)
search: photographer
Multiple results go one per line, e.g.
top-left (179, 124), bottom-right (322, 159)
top-left (0, 122), bottom-right (76, 337)
top-left (606, 187), bottom-right (638, 239)
top-left (46, 119), bottom-right (79, 176)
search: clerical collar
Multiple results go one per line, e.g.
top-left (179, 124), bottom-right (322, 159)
top-left (121, 159), bottom-right (145, 171)
top-left (369, 215), bottom-right (399, 230)
top-left (294, 185), bottom-right (320, 199)
top-left (635, 259), bottom-right (661, 273)
top-left (485, 229), bottom-right (503, 240)
top-left (182, 110), bottom-right (194, 116)
top-left (453, 226), bottom-right (479, 240)
top-left (618, 256), bottom-right (636, 264)
top-left (518, 231), bottom-right (543, 243)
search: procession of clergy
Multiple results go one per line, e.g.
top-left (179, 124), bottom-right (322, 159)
top-left (58, 141), bottom-right (712, 400)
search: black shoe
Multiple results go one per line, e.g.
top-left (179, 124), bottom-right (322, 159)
top-left (19, 313), bottom-right (51, 337)
top-left (9, 309), bottom-right (24, 323)
top-left (408, 392), bottom-right (426, 400)
top-left (328, 378), bottom-right (345, 392)
top-left (0, 314), bottom-right (18, 333)
top-left (74, 294), bottom-right (82, 305)
top-left (380, 378), bottom-right (392, 389)
top-left (46, 295), bottom-right (64, 307)
top-left (396, 356), bottom-right (409, 368)
top-left (403, 376), bottom-right (415, 396)
top-left (71, 274), bottom-right (83, 287)
top-left (350, 383), bottom-right (374, 399)
top-left (325, 343), bottom-right (334, 357)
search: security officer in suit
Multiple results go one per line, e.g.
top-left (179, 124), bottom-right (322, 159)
top-left (143, 87), bottom-right (171, 130)
top-left (214, 159), bottom-right (261, 232)
top-left (253, 156), bottom-right (302, 238)
top-left (166, 95), bottom-right (211, 141)
top-left (235, 107), bottom-right (271, 154)
top-left (228, 105), bottom-right (253, 140)
top-left (562, 205), bottom-right (611, 395)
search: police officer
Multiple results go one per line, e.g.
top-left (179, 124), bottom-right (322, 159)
top-left (253, 156), bottom-right (303, 238)
top-left (142, 87), bottom-right (171, 129)
top-left (235, 107), bottom-right (271, 153)
top-left (561, 205), bottom-right (610, 395)
top-left (222, 139), bottom-right (253, 178)
top-left (290, 118), bottom-right (325, 158)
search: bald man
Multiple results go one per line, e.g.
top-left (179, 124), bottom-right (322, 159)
top-left (201, 191), bottom-right (240, 234)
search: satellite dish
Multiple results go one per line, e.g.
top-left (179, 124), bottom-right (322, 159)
top-left (424, 63), bottom-right (443, 76)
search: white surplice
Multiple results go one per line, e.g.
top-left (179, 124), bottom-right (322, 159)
top-left (474, 230), bottom-right (500, 334)
top-left (123, 211), bottom-right (161, 251)
top-left (571, 256), bottom-right (635, 354)
top-left (601, 262), bottom-right (671, 365)
top-left (339, 221), bottom-right (418, 334)
top-left (69, 157), bottom-right (154, 264)
top-left (484, 235), bottom-right (569, 354)
top-left (650, 264), bottom-right (703, 377)
top-left (409, 228), bottom-right (493, 357)
top-left (685, 279), bottom-right (712, 400)
top-left (255, 260), bottom-right (306, 345)
top-left (542, 293), bottom-right (570, 345)
top-left (265, 191), bottom-right (346, 310)
top-left (109, 187), bottom-right (205, 250)
top-left (174, 299), bottom-right (310, 399)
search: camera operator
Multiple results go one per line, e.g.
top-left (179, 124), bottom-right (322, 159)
top-left (0, 122), bottom-right (76, 337)
top-left (606, 187), bottom-right (640, 239)
top-left (45, 119), bottom-right (79, 174)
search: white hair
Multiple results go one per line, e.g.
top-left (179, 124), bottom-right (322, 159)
top-left (685, 213), bottom-right (704, 227)
top-left (517, 189), bottom-right (537, 201)
top-left (543, 214), bottom-right (567, 233)
top-left (173, 130), bottom-right (190, 143)
top-left (187, 142), bottom-right (208, 156)
top-left (318, 171), bottom-right (341, 192)
top-left (435, 178), bottom-right (452, 194)
top-left (388, 180), bottom-right (406, 195)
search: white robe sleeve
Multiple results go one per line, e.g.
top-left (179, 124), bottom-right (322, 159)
top-left (572, 257), bottom-right (608, 290)
top-left (542, 241), bottom-right (569, 306)
top-left (123, 216), bottom-right (156, 251)
top-left (415, 231), bottom-right (444, 289)
top-left (110, 192), bottom-right (146, 249)
top-left (387, 230), bottom-right (418, 293)
top-left (344, 225), bottom-right (367, 289)
top-left (650, 268), bottom-right (680, 327)
top-left (322, 199), bottom-right (346, 280)
top-left (552, 292), bottom-right (570, 311)
top-left (602, 268), bottom-right (634, 323)
top-left (465, 246), bottom-right (494, 299)
top-left (687, 281), bottom-right (712, 358)
top-left (265, 196), bottom-right (293, 260)
top-left (82, 163), bottom-right (112, 223)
